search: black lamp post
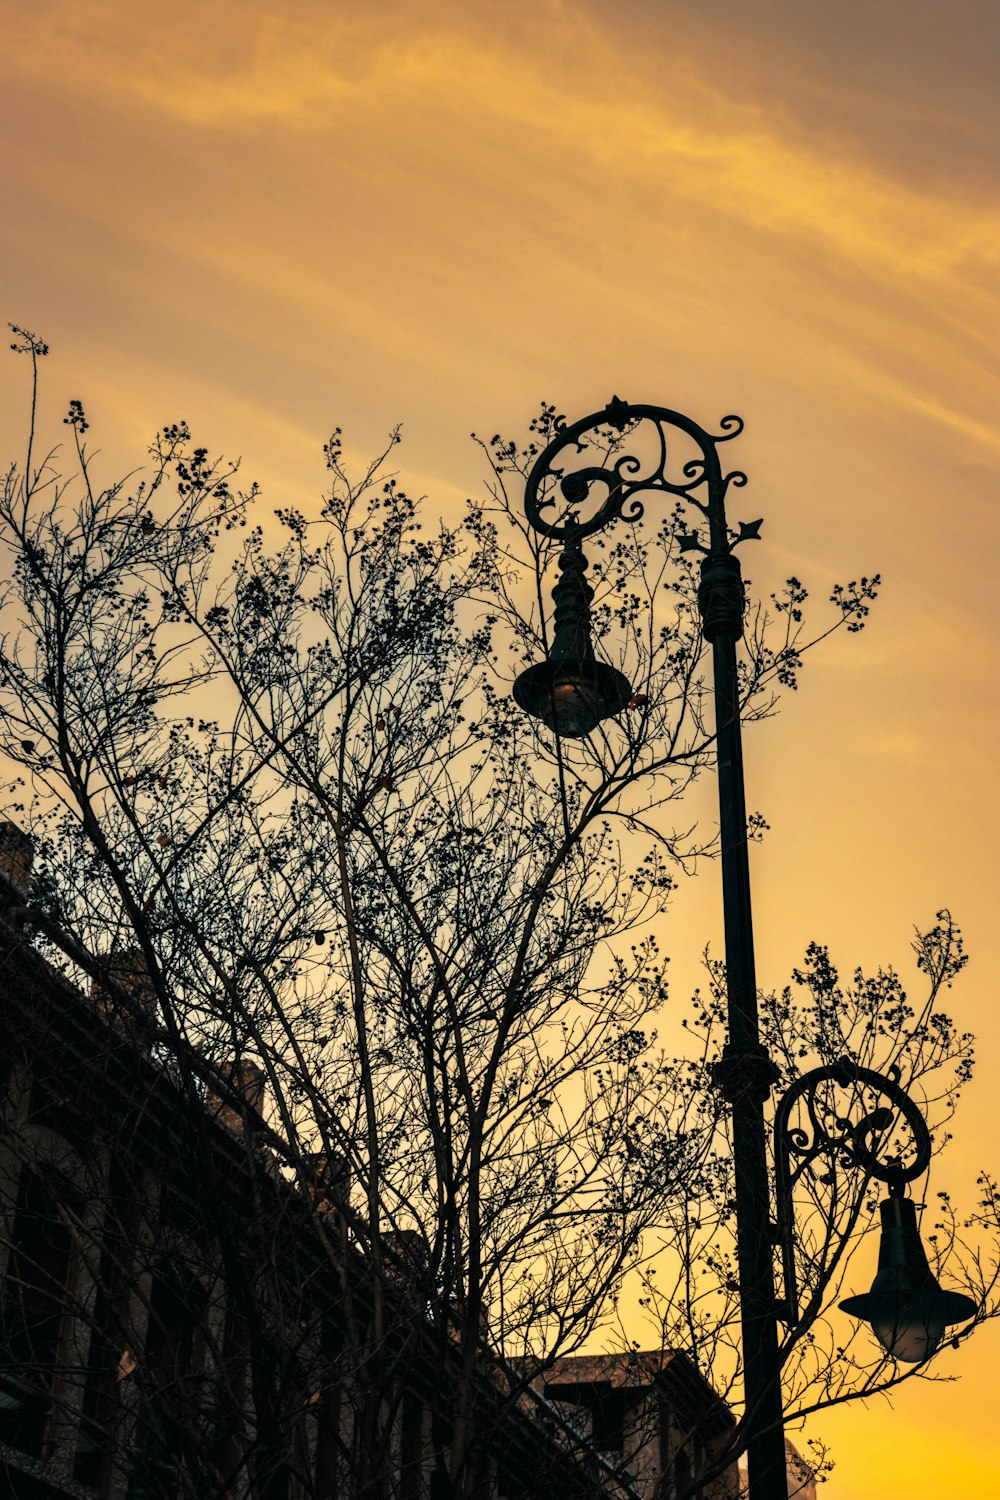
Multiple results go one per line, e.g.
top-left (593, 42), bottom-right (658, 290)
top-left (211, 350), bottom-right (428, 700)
top-left (512, 399), bottom-right (975, 1500)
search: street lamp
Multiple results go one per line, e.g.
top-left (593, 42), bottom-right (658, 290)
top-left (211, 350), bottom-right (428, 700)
top-left (773, 1057), bottom-right (976, 1365)
top-left (513, 398), bottom-right (975, 1500)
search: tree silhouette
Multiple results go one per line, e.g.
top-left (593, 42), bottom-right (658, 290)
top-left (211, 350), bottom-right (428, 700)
top-left (0, 326), bottom-right (995, 1500)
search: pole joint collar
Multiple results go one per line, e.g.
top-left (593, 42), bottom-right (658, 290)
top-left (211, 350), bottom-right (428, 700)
top-left (712, 1043), bottom-right (778, 1104)
top-left (699, 552), bottom-right (745, 642)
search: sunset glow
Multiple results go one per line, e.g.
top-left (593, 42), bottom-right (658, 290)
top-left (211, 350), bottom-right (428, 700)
top-left (3, 3), bottom-right (999, 1494)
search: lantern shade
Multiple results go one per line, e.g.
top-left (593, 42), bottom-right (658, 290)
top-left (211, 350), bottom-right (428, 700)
top-left (839, 1194), bottom-right (976, 1363)
top-left (513, 658), bottom-right (633, 738)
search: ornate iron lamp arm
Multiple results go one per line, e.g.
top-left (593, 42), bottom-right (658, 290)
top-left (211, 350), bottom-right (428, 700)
top-left (773, 1058), bottom-right (932, 1326)
top-left (521, 398), bottom-right (759, 559)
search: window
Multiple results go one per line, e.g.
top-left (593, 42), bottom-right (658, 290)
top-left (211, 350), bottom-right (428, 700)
top-left (589, 1389), bottom-right (626, 1453)
top-left (126, 1260), bottom-right (212, 1500)
top-left (399, 1390), bottom-right (425, 1500)
top-left (0, 1168), bottom-right (76, 1458)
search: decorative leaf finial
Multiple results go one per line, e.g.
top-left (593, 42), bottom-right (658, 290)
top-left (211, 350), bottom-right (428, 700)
top-left (604, 395), bottom-right (631, 431)
top-left (736, 518), bottom-right (764, 544)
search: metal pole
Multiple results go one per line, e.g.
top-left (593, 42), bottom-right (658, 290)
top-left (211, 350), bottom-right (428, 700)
top-left (701, 553), bottom-right (787, 1500)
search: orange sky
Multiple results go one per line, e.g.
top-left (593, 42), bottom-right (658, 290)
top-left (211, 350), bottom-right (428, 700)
top-left (2, 2), bottom-right (999, 1494)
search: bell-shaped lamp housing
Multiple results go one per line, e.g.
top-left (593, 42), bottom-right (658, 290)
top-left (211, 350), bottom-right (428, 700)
top-left (513, 657), bottom-right (633, 739)
top-left (513, 538), bottom-right (633, 738)
top-left (839, 1194), bottom-right (976, 1363)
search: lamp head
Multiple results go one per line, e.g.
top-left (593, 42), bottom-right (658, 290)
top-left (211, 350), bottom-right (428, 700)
top-left (512, 535), bottom-right (634, 738)
top-left (839, 1193), bottom-right (976, 1362)
top-left (513, 657), bottom-right (633, 738)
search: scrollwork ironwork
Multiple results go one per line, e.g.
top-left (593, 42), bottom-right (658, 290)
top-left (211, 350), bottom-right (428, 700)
top-left (773, 1057), bottom-right (933, 1326)
top-left (522, 397), bottom-right (760, 557)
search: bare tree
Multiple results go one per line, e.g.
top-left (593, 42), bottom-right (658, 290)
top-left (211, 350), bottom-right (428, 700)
top-left (0, 326), bottom-right (995, 1500)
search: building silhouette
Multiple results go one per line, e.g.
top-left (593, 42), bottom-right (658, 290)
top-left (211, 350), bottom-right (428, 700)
top-left (0, 825), bottom-right (740, 1500)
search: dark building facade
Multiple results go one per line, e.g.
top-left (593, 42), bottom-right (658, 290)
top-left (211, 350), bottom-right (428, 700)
top-left (0, 825), bottom-right (738, 1500)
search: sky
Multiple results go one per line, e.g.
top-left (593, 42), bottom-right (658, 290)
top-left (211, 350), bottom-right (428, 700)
top-left (2, 1), bottom-right (999, 1494)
